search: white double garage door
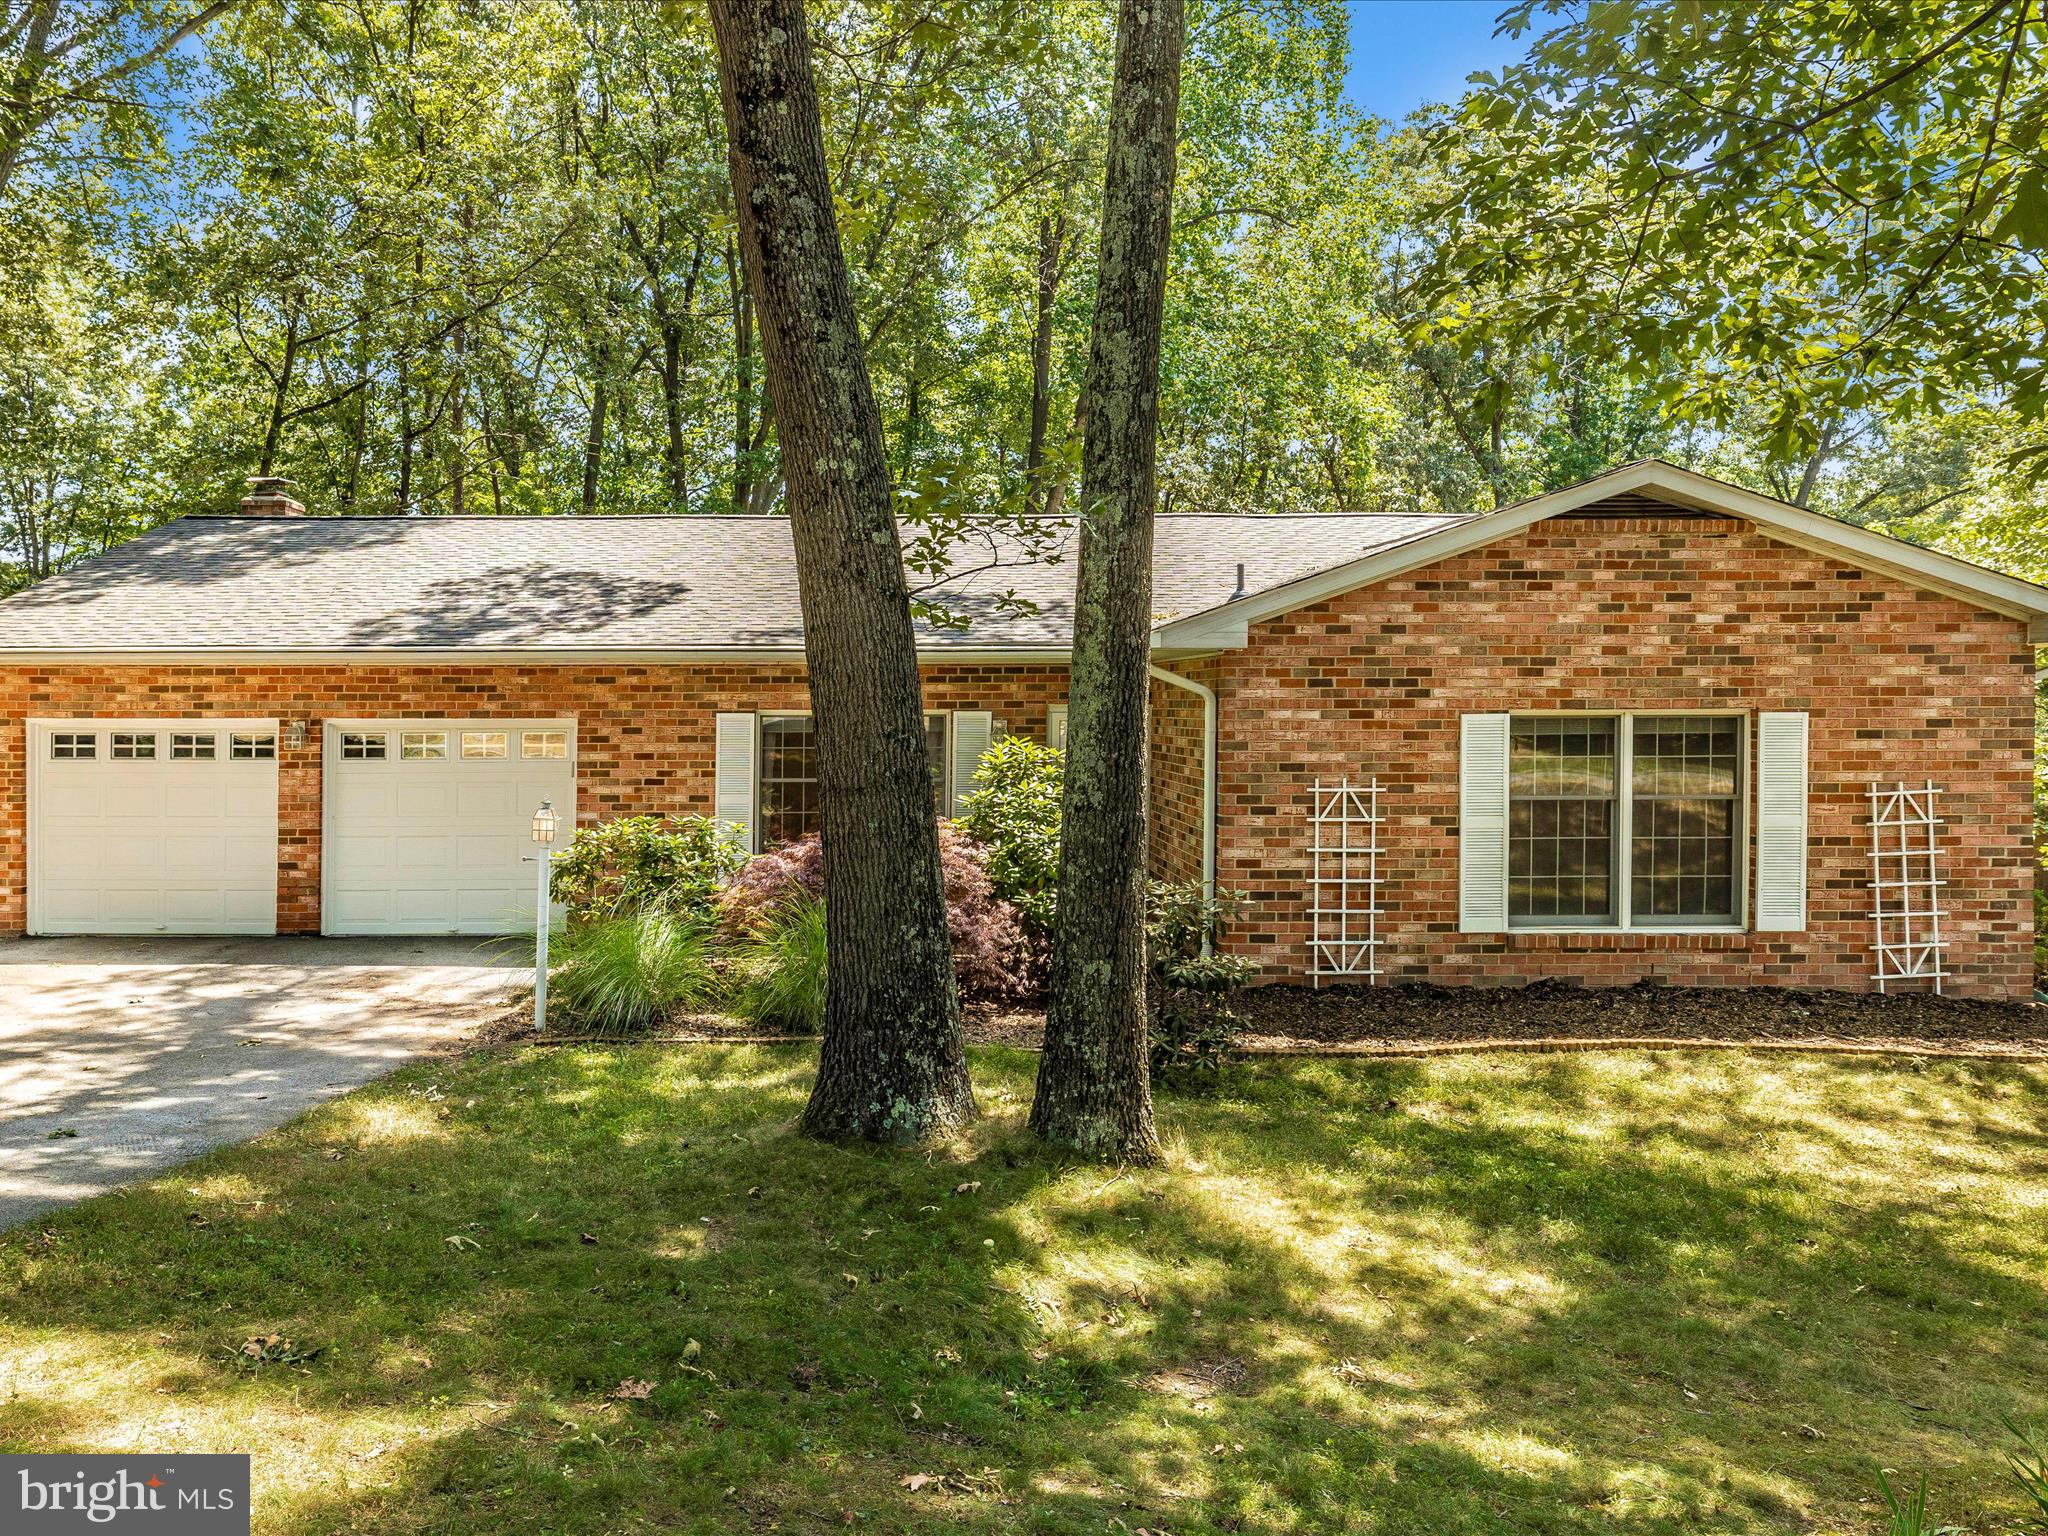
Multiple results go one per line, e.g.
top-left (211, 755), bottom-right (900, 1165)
top-left (28, 717), bottom-right (575, 936)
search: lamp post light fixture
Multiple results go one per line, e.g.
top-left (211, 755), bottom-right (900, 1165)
top-left (528, 799), bottom-right (560, 1030)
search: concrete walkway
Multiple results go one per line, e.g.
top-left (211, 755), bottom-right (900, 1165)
top-left (0, 935), bottom-right (523, 1229)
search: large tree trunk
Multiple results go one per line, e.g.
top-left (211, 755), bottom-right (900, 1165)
top-left (1029, 0), bottom-right (1183, 1164)
top-left (1023, 210), bottom-right (1068, 515)
top-left (709, 0), bottom-right (973, 1143)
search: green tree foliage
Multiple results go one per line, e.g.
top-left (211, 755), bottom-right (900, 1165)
top-left (1408, 0), bottom-right (2048, 467)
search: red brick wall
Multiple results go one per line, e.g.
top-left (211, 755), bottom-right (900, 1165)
top-left (0, 662), bottom-right (1068, 935)
top-left (1209, 514), bottom-right (2037, 1000)
top-left (1147, 668), bottom-right (1211, 884)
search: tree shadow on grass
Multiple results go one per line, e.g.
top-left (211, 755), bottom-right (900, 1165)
top-left (1, 1046), bottom-right (2044, 1534)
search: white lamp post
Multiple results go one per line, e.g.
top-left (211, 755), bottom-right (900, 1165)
top-left (528, 799), bottom-right (560, 1030)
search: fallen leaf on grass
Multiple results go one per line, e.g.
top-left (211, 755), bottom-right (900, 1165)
top-left (609, 1379), bottom-right (655, 1401)
top-left (953, 1181), bottom-right (981, 1195)
top-left (579, 1232), bottom-right (598, 1245)
top-left (443, 1234), bottom-right (481, 1251)
top-left (682, 1338), bottom-right (701, 1360)
top-left (790, 1362), bottom-right (819, 1390)
top-left (900, 1474), bottom-right (936, 1492)
top-left (237, 1334), bottom-right (323, 1368)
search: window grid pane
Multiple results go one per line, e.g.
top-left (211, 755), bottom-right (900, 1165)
top-left (111, 732), bottom-right (157, 761)
top-left (230, 733), bottom-right (276, 760)
top-left (1508, 718), bottom-right (1617, 920)
top-left (51, 732), bottom-right (96, 760)
top-left (401, 731), bottom-right (448, 761)
top-left (521, 730), bottom-right (567, 759)
top-left (341, 732), bottom-right (387, 760)
top-left (758, 716), bottom-right (820, 847)
top-left (925, 713), bottom-right (948, 814)
top-left (460, 731), bottom-right (507, 760)
top-left (1630, 716), bottom-right (1740, 922)
top-left (171, 732), bottom-right (217, 760)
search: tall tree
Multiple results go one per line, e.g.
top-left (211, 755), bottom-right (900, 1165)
top-left (708, 0), bottom-right (972, 1144)
top-left (1408, 0), bottom-right (2048, 469)
top-left (0, 0), bottom-right (238, 203)
top-left (1029, 0), bottom-right (1183, 1163)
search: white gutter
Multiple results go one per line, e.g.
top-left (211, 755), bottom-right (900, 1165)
top-left (1147, 662), bottom-right (1217, 905)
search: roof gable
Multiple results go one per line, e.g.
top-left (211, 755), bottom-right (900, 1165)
top-left (1150, 460), bottom-right (2048, 651)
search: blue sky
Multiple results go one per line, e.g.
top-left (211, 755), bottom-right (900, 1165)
top-left (1341, 0), bottom-right (1535, 123)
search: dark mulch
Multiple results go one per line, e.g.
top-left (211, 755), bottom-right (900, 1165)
top-left (1225, 978), bottom-right (2047, 1057)
top-left (966, 980), bottom-right (2048, 1057)
top-left (482, 981), bottom-right (2048, 1059)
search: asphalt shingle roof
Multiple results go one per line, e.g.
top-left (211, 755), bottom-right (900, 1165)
top-left (0, 512), bottom-right (1470, 654)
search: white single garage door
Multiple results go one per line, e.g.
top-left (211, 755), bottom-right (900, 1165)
top-left (322, 719), bottom-right (576, 935)
top-left (28, 718), bottom-right (281, 935)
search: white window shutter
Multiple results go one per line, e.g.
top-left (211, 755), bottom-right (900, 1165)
top-left (949, 710), bottom-right (994, 816)
top-left (1459, 712), bottom-right (1511, 933)
top-left (714, 712), bottom-right (757, 854)
top-left (1754, 710), bottom-right (1809, 931)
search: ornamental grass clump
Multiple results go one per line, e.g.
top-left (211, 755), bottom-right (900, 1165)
top-left (546, 907), bottom-right (722, 1034)
top-left (733, 892), bottom-right (828, 1033)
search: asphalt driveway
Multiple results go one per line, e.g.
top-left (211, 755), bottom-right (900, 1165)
top-left (0, 936), bottom-right (524, 1229)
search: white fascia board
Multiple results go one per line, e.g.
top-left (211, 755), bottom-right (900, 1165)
top-left (0, 645), bottom-right (1079, 666)
top-left (1149, 459), bottom-right (2048, 650)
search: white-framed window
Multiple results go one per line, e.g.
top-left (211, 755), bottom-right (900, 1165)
top-left (231, 732), bottom-right (277, 760)
top-left (170, 732), bottom-right (217, 760)
top-left (521, 730), bottom-right (568, 759)
top-left (341, 732), bottom-right (388, 761)
top-left (400, 730), bottom-right (448, 761)
top-left (1508, 713), bottom-right (1744, 928)
top-left (1047, 704), bottom-right (1069, 751)
top-left (460, 730), bottom-right (508, 760)
top-left (50, 732), bottom-right (97, 760)
top-left (758, 712), bottom-right (948, 846)
top-left (110, 731), bottom-right (157, 761)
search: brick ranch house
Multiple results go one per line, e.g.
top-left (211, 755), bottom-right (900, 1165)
top-left (0, 459), bottom-right (2040, 999)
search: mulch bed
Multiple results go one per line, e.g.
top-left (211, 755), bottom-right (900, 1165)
top-left (480, 979), bottom-right (2048, 1060)
top-left (1223, 978), bottom-right (2048, 1059)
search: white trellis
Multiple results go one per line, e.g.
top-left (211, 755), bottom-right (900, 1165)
top-left (1309, 779), bottom-right (1382, 987)
top-left (1868, 780), bottom-right (1947, 993)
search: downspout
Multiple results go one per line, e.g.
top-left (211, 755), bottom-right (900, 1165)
top-left (1147, 663), bottom-right (1218, 948)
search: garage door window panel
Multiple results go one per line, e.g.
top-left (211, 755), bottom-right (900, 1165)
top-left (401, 731), bottom-right (448, 761)
top-left (522, 730), bottom-right (567, 759)
top-left (342, 733), bottom-right (387, 760)
top-left (171, 732), bottom-right (216, 760)
top-left (460, 731), bottom-right (508, 760)
top-left (111, 732), bottom-right (157, 761)
top-left (51, 733), bottom-right (96, 760)
top-left (231, 733), bottom-right (276, 760)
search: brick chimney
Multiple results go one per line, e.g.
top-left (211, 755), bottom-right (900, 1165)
top-left (239, 476), bottom-right (307, 516)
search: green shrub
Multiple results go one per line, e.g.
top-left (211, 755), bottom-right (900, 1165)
top-left (547, 908), bottom-right (721, 1033)
top-left (733, 893), bottom-right (828, 1033)
top-left (957, 735), bottom-right (1063, 929)
top-left (1146, 880), bottom-right (1260, 1074)
top-left (550, 815), bottom-right (743, 923)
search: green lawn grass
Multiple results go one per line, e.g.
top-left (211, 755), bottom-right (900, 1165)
top-left (2, 1045), bottom-right (2045, 1534)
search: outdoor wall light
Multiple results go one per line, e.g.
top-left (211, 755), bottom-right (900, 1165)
top-left (284, 720), bottom-right (309, 750)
